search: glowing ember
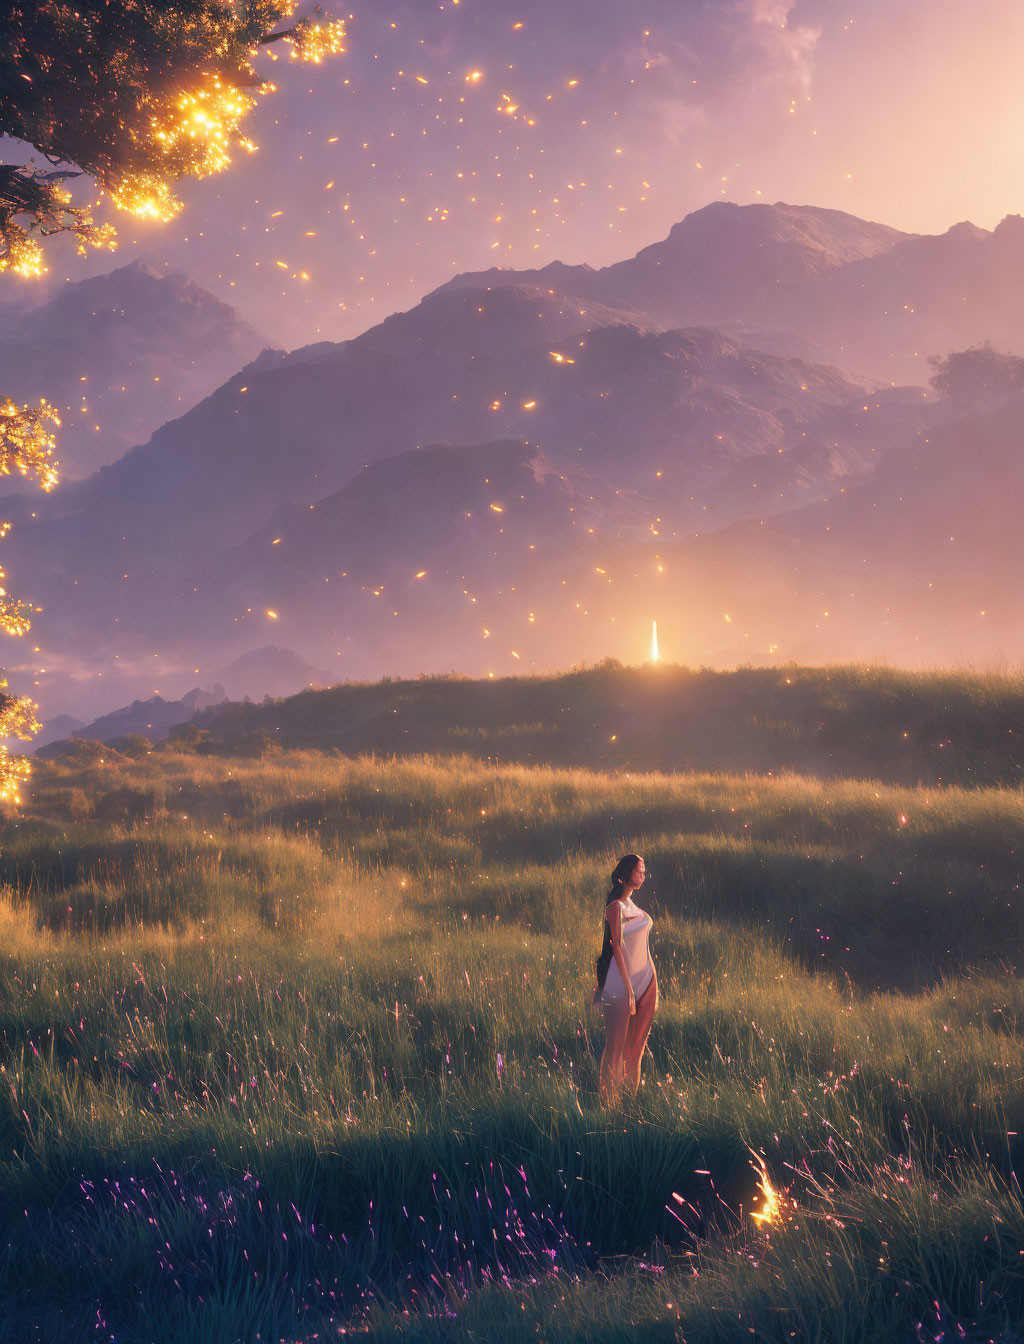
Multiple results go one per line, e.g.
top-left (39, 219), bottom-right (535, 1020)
top-left (748, 1151), bottom-right (790, 1228)
top-left (750, 1169), bottom-right (780, 1226)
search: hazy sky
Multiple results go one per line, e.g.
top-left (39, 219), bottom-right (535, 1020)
top-left (9, 0), bottom-right (1024, 347)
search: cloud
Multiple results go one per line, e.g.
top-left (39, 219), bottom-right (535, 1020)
top-left (608, 2), bottom-right (822, 158)
top-left (727, 0), bottom-right (823, 96)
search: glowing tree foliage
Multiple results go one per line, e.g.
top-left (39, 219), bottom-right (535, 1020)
top-left (0, 165), bottom-right (116, 277)
top-left (0, 693), bottom-right (40, 805)
top-left (0, 398), bottom-right (61, 496)
top-left (0, 1), bottom-right (343, 802)
top-left (0, 398), bottom-right (60, 801)
top-left (0, 0), bottom-right (345, 263)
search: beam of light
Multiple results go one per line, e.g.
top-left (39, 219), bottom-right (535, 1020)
top-left (649, 619), bottom-right (660, 663)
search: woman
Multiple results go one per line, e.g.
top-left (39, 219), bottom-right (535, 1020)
top-left (592, 854), bottom-right (658, 1106)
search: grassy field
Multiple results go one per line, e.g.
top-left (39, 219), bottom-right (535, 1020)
top-left (2, 728), bottom-right (1024, 1341)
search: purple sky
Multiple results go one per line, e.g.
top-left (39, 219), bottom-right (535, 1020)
top-left (8, 0), bottom-right (1024, 347)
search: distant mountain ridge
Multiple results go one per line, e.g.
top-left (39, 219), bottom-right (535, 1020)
top-left (440, 201), bottom-right (913, 324)
top-left (30, 646), bottom-right (332, 748)
top-left (0, 260), bottom-right (270, 477)
top-left (435, 200), bottom-right (1024, 385)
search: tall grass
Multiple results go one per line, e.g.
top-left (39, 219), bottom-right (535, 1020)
top-left (0, 747), bottom-right (1022, 1341)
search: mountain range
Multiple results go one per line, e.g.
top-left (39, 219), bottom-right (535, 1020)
top-left (4, 199), bottom-right (1023, 725)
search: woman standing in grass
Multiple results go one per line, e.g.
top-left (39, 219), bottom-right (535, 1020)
top-left (592, 854), bottom-right (658, 1106)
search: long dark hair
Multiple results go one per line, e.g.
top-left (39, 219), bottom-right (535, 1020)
top-left (594, 854), bottom-right (641, 992)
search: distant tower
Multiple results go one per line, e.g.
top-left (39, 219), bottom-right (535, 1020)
top-left (650, 619), bottom-right (660, 663)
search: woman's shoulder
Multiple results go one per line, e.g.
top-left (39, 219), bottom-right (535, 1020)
top-left (604, 897), bottom-right (626, 918)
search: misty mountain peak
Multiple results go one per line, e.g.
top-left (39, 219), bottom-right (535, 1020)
top-left (39, 258), bottom-right (239, 323)
top-left (627, 200), bottom-right (911, 292)
top-left (0, 261), bottom-right (269, 479)
top-left (992, 213), bottom-right (1024, 240)
top-left (943, 220), bottom-right (989, 242)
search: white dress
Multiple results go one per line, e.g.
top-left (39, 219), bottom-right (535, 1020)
top-left (598, 898), bottom-right (654, 1006)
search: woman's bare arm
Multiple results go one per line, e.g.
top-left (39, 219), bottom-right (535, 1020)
top-left (606, 901), bottom-right (636, 1012)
